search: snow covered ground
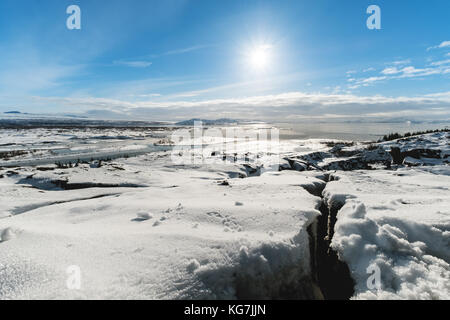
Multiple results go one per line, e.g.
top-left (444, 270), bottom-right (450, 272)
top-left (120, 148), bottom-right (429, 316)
top-left (324, 166), bottom-right (450, 299)
top-left (0, 127), bottom-right (448, 300)
top-left (0, 146), bottom-right (325, 299)
top-left (0, 127), bottom-right (170, 166)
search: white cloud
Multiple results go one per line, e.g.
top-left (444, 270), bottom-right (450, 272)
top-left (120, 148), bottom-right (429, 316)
top-left (401, 66), bottom-right (424, 74)
top-left (348, 76), bottom-right (387, 88)
top-left (397, 66), bottom-right (447, 78)
top-left (113, 60), bottom-right (152, 68)
top-left (164, 45), bottom-right (210, 56)
top-left (30, 90), bottom-right (450, 122)
top-left (351, 63), bottom-right (450, 89)
top-left (351, 47), bottom-right (450, 90)
top-left (361, 76), bottom-right (387, 84)
top-left (381, 67), bottom-right (401, 75)
top-left (129, 93), bottom-right (162, 98)
top-left (430, 59), bottom-right (450, 66)
top-left (108, 45), bottom-right (208, 69)
top-left (427, 40), bottom-right (450, 51)
top-left (390, 59), bottom-right (411, 65)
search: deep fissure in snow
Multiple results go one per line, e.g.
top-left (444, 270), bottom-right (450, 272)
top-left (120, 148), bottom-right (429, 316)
top-left (225, 167), bottom-right (355, 300)
top-left (303, 174), bottom-right (355, 300)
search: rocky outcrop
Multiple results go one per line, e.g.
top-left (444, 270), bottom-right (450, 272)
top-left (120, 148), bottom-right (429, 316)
top-left (284, 146), bottom-right (392, 172)
top-left (390, 147), bottom-right (443, 166)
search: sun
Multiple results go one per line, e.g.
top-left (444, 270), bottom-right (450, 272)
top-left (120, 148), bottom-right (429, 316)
top-left (247, 44), bottom-right (272, 71)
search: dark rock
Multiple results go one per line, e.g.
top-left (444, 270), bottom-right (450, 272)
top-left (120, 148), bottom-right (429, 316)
top-left (243, 164), bottom-right (262, 177)
top-left (291, 161), bottom-right (308, 172)
top-left (36, 166), bottom-right (56, 171)
top-left (390, 147), bottom-right (403, 165)
top-left (218, 180), bottom-right (230, 186)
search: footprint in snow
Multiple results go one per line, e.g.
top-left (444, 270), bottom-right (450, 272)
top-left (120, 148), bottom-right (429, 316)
top-left (132, 212), bottom-right (153, 222)
top-left (0, 228), bottom-right (17, 242)
top-left (207, 211), bottom-right (224, 218)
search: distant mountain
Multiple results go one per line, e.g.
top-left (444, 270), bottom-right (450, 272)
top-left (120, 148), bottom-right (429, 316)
top-left (4, 111), bottom-right (22, 114)
top-left (61, 114), bottom-right (89, 119)
top-left (175, 118), bottom-right (238, 126)
top-left (2, 111), bottom-right (89, 118)
top-left (0, 117), bottom-right (171, 129)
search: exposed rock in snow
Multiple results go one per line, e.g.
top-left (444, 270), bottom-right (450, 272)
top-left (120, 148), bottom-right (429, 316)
top-left (382, 132), bottom-right (449, 166)
top-left (280, 132), bottom-right (448, 172)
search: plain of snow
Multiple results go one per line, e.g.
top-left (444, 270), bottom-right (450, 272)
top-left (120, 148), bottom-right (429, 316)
top-left (0, 147), bottom-right (325, 299)
top-left (0, 127), bottom-right (449, 300)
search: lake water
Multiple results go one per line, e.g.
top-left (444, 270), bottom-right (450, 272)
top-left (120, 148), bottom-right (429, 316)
top-left (273, 122), bottom-right (450, 141)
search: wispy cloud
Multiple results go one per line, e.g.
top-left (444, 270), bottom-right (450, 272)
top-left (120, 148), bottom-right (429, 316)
top-left (30, 90), bottom-right (450, 121)
top-left (164, 45), bottom-right (210, 56)
top-left (381, 67), bottom-right (401, 75)
top-left (346, 42), bottom-right (450, 90)
top-left (349, 51), bottom-right (450, 90)
top-left (351, 64), bottom-right (450, 88)
top-left (0, 58), bottom-right (83, 95)
top-left (113, 60), bottom-right (153, 68)
top-left (390, 59), bottom-right (411, 65)
top-left (129, 93), bottom-right (162, 98)
top-left (430, 59), bottom-right (450, 66)
top-left (110, 45), bottom-right (209, 68)
top-left (361, 76), bottom-right (387, 84)
top-left (427, 40), bottom-right (450, 51)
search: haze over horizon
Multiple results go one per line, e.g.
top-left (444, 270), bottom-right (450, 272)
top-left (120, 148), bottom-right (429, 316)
top-left (0, 0), bottom-right (449, 122)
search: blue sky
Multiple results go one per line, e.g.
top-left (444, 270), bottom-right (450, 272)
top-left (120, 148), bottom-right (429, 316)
top-left (0, 0), bottom-right (449, 121)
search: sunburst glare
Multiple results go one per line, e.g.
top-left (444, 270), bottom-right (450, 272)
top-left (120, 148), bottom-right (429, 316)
top-left (246, 44), bottom-right (273, 71)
